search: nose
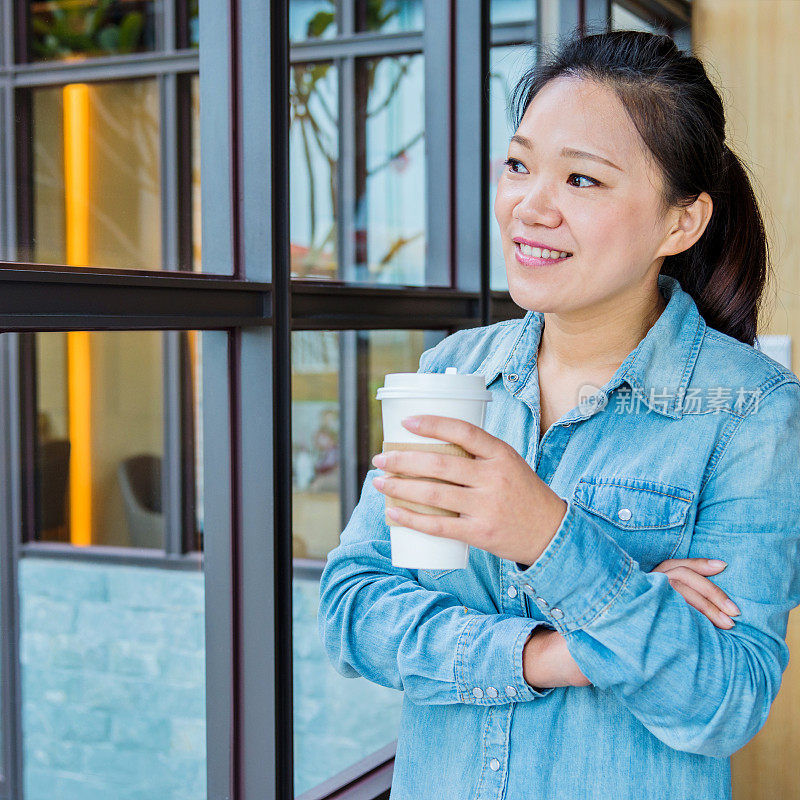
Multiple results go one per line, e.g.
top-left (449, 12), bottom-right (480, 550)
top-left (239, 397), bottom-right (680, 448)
top-left (511, 176), bottom-right (562, 228)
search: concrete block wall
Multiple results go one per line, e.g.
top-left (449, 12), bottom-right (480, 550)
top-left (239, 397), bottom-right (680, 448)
top-left (18, 559), bottom-right (403, 799)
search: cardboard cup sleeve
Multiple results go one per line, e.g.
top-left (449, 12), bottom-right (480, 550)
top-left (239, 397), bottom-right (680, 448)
top-left (381, 440), bottom-right (474, 527)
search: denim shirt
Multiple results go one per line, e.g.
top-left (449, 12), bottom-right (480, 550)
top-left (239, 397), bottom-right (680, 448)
top-left (317, 273), bottom-right (800, 800)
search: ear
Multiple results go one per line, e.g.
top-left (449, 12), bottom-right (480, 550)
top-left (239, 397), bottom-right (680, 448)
top-left (656, 192), bottom-right (713, 259)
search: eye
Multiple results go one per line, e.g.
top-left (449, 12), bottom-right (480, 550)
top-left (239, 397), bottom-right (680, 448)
top-left (503, 157), bottom-right (528, 175)
top-left (567, 173), bottom-right (599, 188)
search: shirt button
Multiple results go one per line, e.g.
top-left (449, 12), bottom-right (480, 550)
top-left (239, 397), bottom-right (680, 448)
top-left (535, 596), bottom-right (549, 608)
top-left (506, 685), bottom-right (518, 697)
top-left (486, 686), bottom-right (498, 698)
top-left (618, 508), bottom-right (632, 521)
top-left (472, 687), bottom-right (484, 699)
top-left (489, 758), bottom-right (501, 772)
top-left (507, 585), bottom-right (518, 598)
top-left (550, 608), bottom-right (564, 620)
top-left (507, 373), bottom-right (519, 382)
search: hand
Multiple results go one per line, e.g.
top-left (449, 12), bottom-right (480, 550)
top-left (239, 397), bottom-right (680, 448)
top-left (652, 557), bottom-right (740, 629)
top-left (523, 628), bottom-right (591, 689)
top-left (521, 557), bottom-right (740, 690)
top-left (370, 414), bottom-right (568, 565)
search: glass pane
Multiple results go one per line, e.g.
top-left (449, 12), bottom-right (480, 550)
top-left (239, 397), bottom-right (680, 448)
top-left (20, 555), bottom-right (206, 798)
top-left (355, 0), bottom-right (423, 33)
top-left (188, 0), bottom-right (199, 47)
top-left (21, 331), bottom-right (206, 799)
top-left (29, 0), bottom-right (160, 62)
top-left (489, 45), bottom-right (534, 292)
top-left (33, 330), bottom-right (202, 550)
top-left (611, 3), bottom-right (670, 35)
top-left (354, 54), bottom-right (426, 285)
top-left (24, 80), bottom-right (161, 271)
top-left (290, 0), bottom-right (338, 42)
top-left (491, 0), bottom-right (537, 26)
top-left (292, 328), bottom-right (445, 795)
top-left (290, 62), bottom-right (339, 279)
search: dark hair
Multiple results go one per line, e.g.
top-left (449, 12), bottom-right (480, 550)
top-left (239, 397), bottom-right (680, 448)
top-left (509, 29), bottom-right (772, 346)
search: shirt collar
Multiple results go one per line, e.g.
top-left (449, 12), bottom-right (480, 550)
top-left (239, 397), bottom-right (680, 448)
top-left (476, 274), bottom-right (706, 420)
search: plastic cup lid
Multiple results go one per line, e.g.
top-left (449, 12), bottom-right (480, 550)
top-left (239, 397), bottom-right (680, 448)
top-left (376, 367), bottom-right (493, 401)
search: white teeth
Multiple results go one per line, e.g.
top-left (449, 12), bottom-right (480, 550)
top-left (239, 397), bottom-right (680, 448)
top-left (517, 243), bottom-right (571, 260)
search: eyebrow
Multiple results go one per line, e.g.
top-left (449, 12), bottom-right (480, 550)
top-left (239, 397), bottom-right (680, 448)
top-left (509, 134), bottom-right (623, 172)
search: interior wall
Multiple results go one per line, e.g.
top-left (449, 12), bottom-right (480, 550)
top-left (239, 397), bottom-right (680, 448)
top-left (692, 2), bottom-right (800, 797)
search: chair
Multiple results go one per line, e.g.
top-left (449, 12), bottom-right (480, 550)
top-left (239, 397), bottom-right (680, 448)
top-left (117, 454), bottom-right (164, 549)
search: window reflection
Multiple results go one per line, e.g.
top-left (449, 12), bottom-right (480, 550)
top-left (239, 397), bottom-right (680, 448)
top-left (355, 54), bottom-right (426, 285)
top-left (611, 3), bottom-right (670, 34)
top-left (489, 45), bottom-right (534, 292)
top-left (29, 0), bottom-right (159, 61)
top-left (24, 79), bottom-right (161, 271)
top-left (355, 0), bottom-right (423, 33)
top-left (33, 331), bottom-right (202, 551)
top-left (291, 327), bottom-right (445, 796)
top-left (290, 62), bottom-right (339, 278)
top-left (289, 0), bottom-right (338, 42)
top-left (491, 0), bottom-right (537, 26)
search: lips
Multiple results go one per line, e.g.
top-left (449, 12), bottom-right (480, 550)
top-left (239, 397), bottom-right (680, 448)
top-left (512, 237), bottom-right (573, 255)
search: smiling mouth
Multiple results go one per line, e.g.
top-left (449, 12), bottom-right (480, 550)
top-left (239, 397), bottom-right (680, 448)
top-left (514, 242), bottom-right (573, 265)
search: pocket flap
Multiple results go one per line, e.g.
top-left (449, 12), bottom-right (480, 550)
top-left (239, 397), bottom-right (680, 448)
top-left (573, 478), bottom-right (692, 531)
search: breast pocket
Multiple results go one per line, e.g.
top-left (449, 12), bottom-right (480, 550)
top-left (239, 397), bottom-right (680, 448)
top-left (571, 477), bottom-right (694, 573)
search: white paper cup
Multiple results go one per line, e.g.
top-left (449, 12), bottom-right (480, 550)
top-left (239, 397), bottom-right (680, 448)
top-left (376, 367), bottom-right (492, 570)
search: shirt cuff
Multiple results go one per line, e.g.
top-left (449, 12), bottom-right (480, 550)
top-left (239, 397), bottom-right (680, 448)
top-left (509, 498), bottom-right (635, 634)
top-left (454, 615), bottom-right (555, 704)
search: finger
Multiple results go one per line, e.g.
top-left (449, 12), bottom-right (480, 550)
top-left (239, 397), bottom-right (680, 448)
top-left (401, 415), bottom-right (503, 460)
top-left (384, 502), bottom-right (475, 543)
top-left (374, 474), bottom-right (472, 516)
top-left (372, 449), bottom-right (480, 488)
top-left (667, 580), bottom-right (735, 629)
top-left (653, 558), bottom-right (727, 575)
top-left (667, 566), bottom-right (740, 616)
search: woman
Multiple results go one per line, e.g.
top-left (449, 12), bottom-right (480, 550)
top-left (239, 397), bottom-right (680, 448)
top-left (318, 30), bottom-right (800, 800)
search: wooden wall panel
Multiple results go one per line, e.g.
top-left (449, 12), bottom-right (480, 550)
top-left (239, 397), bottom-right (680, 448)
top-left (692, 2), bottom-right (800, 797)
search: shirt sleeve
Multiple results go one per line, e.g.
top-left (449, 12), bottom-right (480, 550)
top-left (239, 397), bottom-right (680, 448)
top-left (509, 379), bottom-right (800, 758)
top-left (317, 466), bottom-right (555, 705)
top-left (317, 340), bottom-right (555, 706)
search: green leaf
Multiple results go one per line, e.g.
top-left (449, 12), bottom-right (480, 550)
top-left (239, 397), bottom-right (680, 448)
top-left (306, 10), bottom-right (334, 38)
top-left (117, 13), bottom-right (144, 53)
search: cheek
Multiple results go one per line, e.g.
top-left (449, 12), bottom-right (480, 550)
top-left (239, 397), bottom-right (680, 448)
top-left (493, 180), bottom-right (515, 229)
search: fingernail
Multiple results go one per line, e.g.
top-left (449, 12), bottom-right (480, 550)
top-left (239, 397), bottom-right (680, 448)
top-left (372, 454), bottom-right (386, 467)
top-left (403, 416), bottom-right (421, 429)
top-left (708, 559), bottom-right (727, 568)
top-left (724, 600), bottom-right (740, 615)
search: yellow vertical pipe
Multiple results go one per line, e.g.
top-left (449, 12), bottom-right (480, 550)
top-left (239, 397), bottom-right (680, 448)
top-left (63, 83), bottom-right (92, 546)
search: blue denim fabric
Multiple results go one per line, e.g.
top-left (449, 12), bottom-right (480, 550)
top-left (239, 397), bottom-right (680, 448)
top-left (317, 273), bottom-right (800, 800)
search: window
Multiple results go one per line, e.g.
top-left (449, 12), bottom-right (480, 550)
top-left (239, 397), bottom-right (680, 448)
top-left (0, 1), bottom-right (691, 798)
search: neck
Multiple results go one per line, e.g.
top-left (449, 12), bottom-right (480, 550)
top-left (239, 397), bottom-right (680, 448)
top-left (537, 283), bottom-right (667, 377)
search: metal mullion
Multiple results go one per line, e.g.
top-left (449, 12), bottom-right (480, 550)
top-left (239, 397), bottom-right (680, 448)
top-left (339, 55), bottom-right (356, 281)
top-left (6, 50), bottom-right (199, 86)
top-left (163, 331), bottom-right (184, 556)
top-left (3, 86), bottom-right (19, 262)
top-left (0, 0), bottom-right (11, 67)
top-left (290, 31), bottom-right (423, 63)
top-left (422, 0), bottom-right (452, 289)
top-left (0, 334), bottom-right (24, 800)
top-left (0, 82), bottom-right (7, 260)
top-left (341, 0), bottom-right (355, 35)
top-left (583, 0), bottom-right (611, 33)
top-left (199, 330), bottom-right (236, 799)
top-left (162, 0), bottom-right (178, 52)
top-left (452, 0), bottom-right (489, 315)
top-left (339, 330), bottom-right (360, 533)
top-left (489, 19), bottom-right (537, 46)
top-left (19, 542), bottom-right (203, 571)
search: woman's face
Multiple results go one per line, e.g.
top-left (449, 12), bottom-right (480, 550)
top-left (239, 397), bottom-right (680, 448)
top-left (494, 75), bottom-right (675, 315)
